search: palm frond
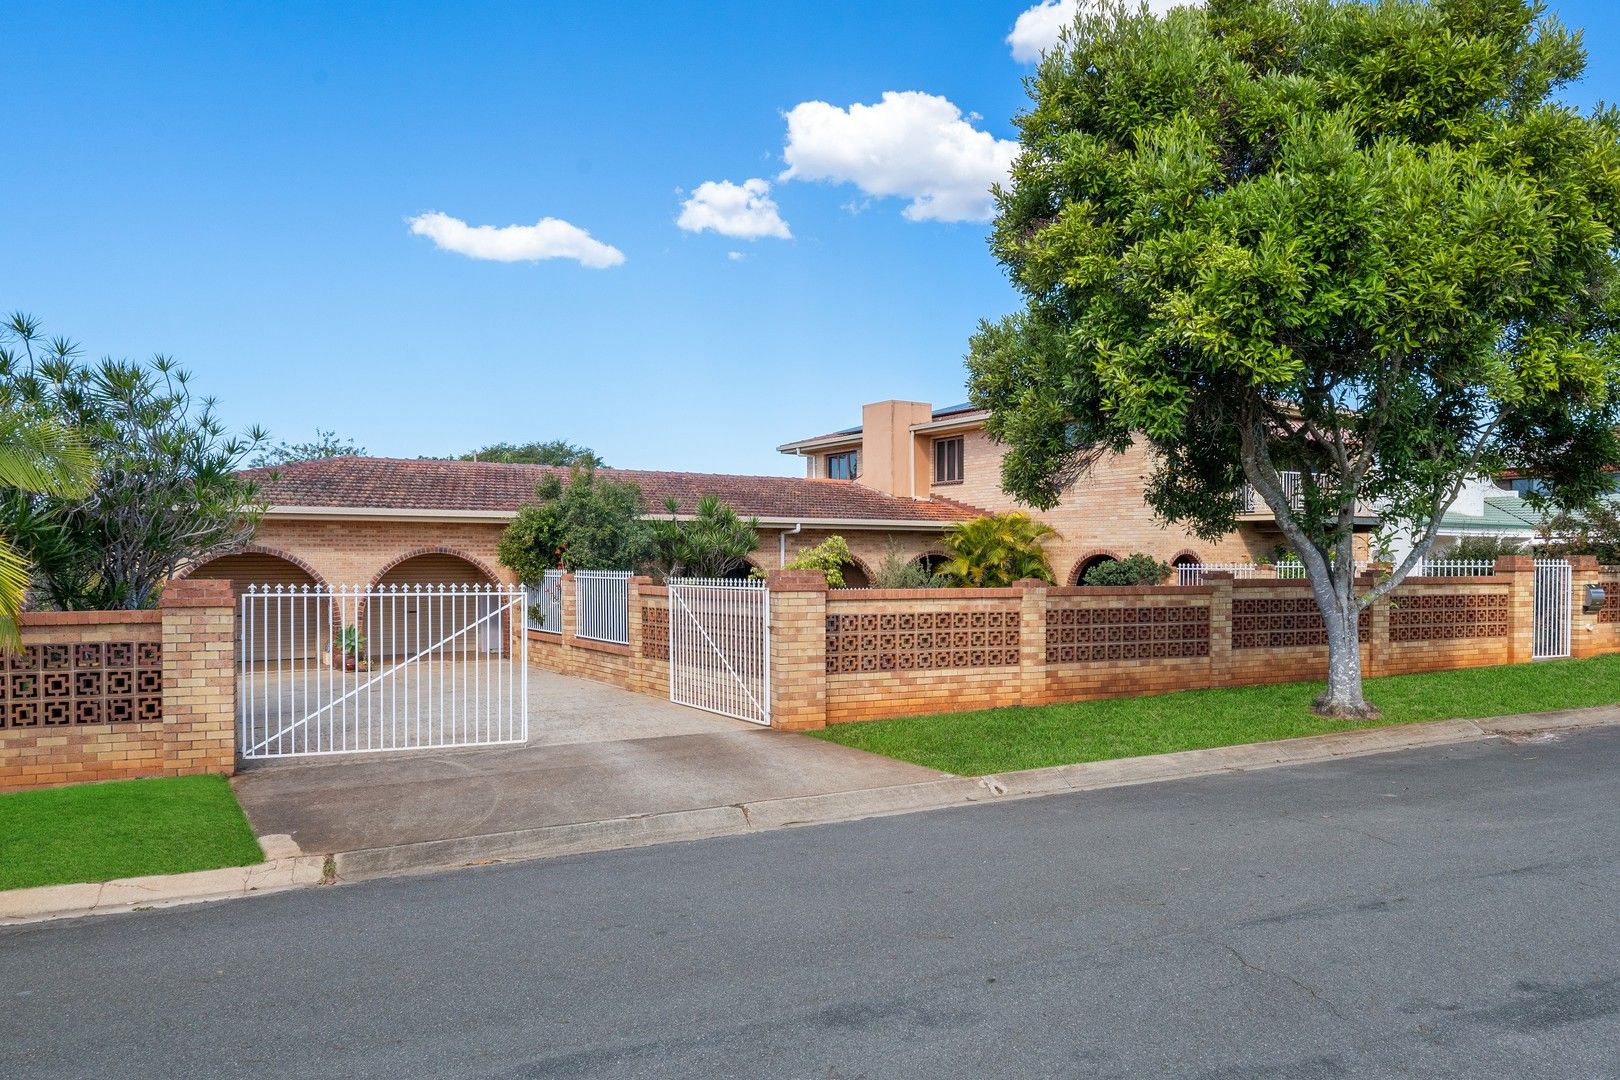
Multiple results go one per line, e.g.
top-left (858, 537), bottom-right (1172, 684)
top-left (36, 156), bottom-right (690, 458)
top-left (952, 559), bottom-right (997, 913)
top-left (0, 415), bottom-right (95, 498)
top-left (0, 534), bottom-right (33, 651)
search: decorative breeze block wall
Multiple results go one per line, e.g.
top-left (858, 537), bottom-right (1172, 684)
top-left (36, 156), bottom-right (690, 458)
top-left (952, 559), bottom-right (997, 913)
top-left (825, 609), bottom-right (1020, 673)
top-left (642, 604), bottom-right (669, 660)
top-left (1389, 593), bottom-right (1509, 642)
top-left (1233, 597), bottom-right (1370, 649)
top-left (1, 642), bottom-right (163, 730)
top-left (1045, 605), bottom-right (1210, 663)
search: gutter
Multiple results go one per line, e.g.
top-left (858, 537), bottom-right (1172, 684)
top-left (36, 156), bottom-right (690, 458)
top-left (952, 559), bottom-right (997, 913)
top-left (263, 505), bottom-right (961, 531)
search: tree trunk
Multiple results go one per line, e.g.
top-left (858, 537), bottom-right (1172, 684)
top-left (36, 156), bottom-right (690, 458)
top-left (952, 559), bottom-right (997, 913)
top-left (1308, 549), bottom-right (1378, 719)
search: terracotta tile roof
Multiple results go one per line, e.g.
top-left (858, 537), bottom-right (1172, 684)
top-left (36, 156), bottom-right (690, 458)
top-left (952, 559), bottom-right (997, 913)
top-left (241, 456), bottom-right (985, 525)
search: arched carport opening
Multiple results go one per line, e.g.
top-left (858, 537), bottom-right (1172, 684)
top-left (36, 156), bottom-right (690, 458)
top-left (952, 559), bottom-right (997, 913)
top-left (914, 552), bottom-right (951, 580)
top-left (1070, 552), bottom-right (1121, 586)
top-left (186, 549), bottom-right (325, 664)
top-left (836, 556), bottom-right (872, 589)
top-left (370, 551), bottom-right (503, 661)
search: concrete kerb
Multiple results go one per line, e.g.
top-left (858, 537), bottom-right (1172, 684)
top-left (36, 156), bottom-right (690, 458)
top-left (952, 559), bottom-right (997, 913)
top-left (9, 704), bottom-right (1619, 916)
top-left (0, 855), bottom-right (327, 925)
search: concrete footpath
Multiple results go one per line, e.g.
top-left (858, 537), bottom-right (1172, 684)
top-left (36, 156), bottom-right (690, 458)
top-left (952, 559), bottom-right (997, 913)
top-left (3, 701), bottom-right (1616, 925)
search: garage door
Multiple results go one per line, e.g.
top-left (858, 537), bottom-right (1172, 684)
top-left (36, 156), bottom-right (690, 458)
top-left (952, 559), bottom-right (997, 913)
top-left (371, 554), bottom-right (498, 661)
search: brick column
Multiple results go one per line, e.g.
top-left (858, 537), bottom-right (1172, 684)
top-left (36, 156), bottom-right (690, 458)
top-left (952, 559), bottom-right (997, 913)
top-left (1497, 555), bottom-right (1538, 664)
top-left (1569, 555), bottom-right (1605, 659)
top-left (627, 576), bottom-right (655, 695)
top-left (1205, 572), bottom-right (1234, 688)
top-left (767, 570), bottom-right (827, 731)
top-left (158, 578), bottom-right (237, 776)
top-left (1015, 579), bottom-right (1048, 706)
top-left (559, 572), bottom-right (578, 676)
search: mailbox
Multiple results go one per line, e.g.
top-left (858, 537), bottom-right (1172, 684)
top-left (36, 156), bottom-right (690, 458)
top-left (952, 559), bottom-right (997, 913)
top-left (1585, 584), bottom-right (1607, 615)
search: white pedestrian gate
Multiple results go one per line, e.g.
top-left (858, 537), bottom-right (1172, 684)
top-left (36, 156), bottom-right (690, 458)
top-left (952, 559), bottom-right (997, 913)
top-left (1533, 559), bottom-right (1573, 661)
top-left (667, 578), bottom-right (770, 725)
top-left (238, 584), bottom-right (527, 760)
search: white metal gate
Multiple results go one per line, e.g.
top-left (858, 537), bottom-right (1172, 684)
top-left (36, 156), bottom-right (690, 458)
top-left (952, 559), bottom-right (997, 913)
top-left (1533, 559), bottom-right (1573, 661)
top-left (667, 578), bottom-right (770, 725)
top-left (238, 584), bottom-right (528, 760)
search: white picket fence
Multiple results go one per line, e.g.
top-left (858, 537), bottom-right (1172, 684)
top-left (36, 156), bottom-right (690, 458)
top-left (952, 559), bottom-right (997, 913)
top-left (1414, 558), bottom-right (1497, 577)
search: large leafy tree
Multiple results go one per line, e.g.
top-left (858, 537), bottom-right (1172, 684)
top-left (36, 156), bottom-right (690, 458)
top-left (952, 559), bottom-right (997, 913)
top-left (462, 440), bottom-right (604, 467)
top-left (0, 315), bottom-right (266, 610)
top-left (939, 513), bottom-right (1059, 588)
top-left (497, 466), bottom-right (651, 578)
top-left (969, 0), bottom-right (1620, 715)
top-left (253, 429), bottom-right (366, 467)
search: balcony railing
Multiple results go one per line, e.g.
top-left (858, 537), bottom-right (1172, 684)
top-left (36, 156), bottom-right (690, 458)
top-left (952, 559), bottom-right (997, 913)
top-left (1239, 472), bottom-right (1375, 520)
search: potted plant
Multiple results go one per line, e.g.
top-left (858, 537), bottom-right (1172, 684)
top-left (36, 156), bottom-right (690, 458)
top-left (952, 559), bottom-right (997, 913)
top-left (333, 625), bottom-right (367, 671)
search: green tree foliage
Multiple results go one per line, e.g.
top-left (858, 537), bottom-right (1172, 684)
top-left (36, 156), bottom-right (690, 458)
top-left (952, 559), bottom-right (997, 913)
top-left (0, 314), bottom-right (266, 611)
top-left (939, 513), bottom-right (1058, 588)
top-left (1538, 501), bottom-right (1620, 564)
top-left (870, 540), bottom-right (948, 589)
top-left (1082, 553), bottom-right (1171, 587)
top-left (461, 440), bottom-right (604, 467)
top-left (648, 495), bottom-right (760, 579)
top-left (968, 0), bottom-right (1620, 714)
top-left (784, 535), bottom-right (855, 587)
top-left (497, 466), bottom-right (650, 579)
top-left (1447, 534), bottom-right (1527, 560)
top-left (252, 429), bottom-right (366, 467)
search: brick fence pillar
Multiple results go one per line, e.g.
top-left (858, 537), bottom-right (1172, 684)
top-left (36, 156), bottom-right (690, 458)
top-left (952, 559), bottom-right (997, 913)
top-left (767, 570), bottom-right (827, 731)
top-left (1358, 568), bottom-right (1390, 678)
top-left (158, 578), bottom-right (237, 776)
top-left (1569, 555), bottom-right (1605, 659)
top-left (1497, 555), bottom-right (1538, 664)
top-left (1015, 579), bottom-right (1048, 706)
top-left (559, 572), bottom-right (578, 676)
top-left (1205, 572), bottom-right (1234, 688)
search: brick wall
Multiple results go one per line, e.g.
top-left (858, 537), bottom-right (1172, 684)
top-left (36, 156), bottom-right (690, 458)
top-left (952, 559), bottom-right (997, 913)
top-left (528, 575), bottom-right (669, 700)
top-left (210, 516), bottom-right (514, 588)
top-left (0, 579), bottom-right (237, 792)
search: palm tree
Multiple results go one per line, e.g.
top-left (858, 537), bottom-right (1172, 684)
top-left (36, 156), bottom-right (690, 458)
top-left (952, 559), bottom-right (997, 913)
top-left (649, 495), bottom-right (760, 579)
top-left (939, 512), bottom-right (1059, 588)
top-left (0, 411), bottom-right (95, 645)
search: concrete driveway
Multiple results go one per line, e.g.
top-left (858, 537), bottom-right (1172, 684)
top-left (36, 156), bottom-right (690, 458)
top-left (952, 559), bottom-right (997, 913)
top-left (233, 669), bottom-right (941, 854)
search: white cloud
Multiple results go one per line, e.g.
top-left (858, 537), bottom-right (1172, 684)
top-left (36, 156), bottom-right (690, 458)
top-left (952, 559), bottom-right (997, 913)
top-left (1007, 0), bottom-right (1199, 63)
top-left (406, 211), bottom-right (625, 268)
top-left (727, 251), bottom-right (746, 261)
top-left (676, 178), bottom-right (792, 240)
top-left (779, 91), bottom-right (1018, 223)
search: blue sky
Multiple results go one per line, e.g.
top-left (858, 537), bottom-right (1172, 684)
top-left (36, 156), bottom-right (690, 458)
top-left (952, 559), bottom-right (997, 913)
top-left (6, 1), bottom-right (1619, 476)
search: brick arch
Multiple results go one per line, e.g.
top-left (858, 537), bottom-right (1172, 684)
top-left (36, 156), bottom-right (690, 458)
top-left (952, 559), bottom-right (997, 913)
top-left (368, 546), bottom-right (504, 589)
top-left (1067, 549), bottom-right (1123, 586)
top-left (837, 553), bottom-right (875, 589)
top-left (179, 544), bottom-right (329, 587)
top-left (1170, 550), bottom-right (1202, 567)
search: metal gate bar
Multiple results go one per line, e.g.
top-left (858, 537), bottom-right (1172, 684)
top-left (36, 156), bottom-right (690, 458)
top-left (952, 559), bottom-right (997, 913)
top-left (1533, 559), bottom-right (1572, 661)
top-left (668, 578), bottom-right (769, 725)
top-left (239, 583), bottom-right (528, 760)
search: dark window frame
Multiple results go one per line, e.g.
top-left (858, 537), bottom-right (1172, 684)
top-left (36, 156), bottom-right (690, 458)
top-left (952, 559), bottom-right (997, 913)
top-left (933, 436), bottom-right (964, 485)
top-left (826, 450), bottom-right (859, 480)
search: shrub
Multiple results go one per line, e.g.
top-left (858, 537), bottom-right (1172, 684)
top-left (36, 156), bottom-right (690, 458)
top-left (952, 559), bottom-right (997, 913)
top-left (498, 466), bottom-right (650, 579)
top-left (1082, 553), bottom-right (1170, 587)
top-left (870, 540), bottom-right (946, 589)
top-left (784, 535), bottom-right (854, 587)
top-left (939, 513), bottom-right (1058, 588)
top-left (648, 495), bottom-right (759, 579)
top-left (1447, 535), bottom-right (1526, 561)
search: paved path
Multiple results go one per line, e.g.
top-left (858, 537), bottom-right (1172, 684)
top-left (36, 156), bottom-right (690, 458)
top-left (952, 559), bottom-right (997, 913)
top-left (8, 727), bottom-right (1620, 1078)
top-left (233, 669), bottom-right (940, 852)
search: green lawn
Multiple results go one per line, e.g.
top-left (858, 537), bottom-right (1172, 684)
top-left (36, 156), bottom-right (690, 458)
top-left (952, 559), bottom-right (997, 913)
top-left (809, 654), bottom-right (1620, 777)
top-left (0, 774), bottom-right (263, 892)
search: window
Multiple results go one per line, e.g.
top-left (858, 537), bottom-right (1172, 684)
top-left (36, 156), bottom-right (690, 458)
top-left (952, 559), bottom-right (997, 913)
top-left (826, 451), bottom-right (858, 480)
top-left (933, 436), bottom-right (964, 484)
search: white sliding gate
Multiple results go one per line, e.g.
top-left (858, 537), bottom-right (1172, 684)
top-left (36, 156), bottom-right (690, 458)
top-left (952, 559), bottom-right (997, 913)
top-left (1533, 559), bottom-right (1573, 661)
top-left (238, 584), bottom-right (527, 760)
top-left (667, 578), bottom-right (770, 725)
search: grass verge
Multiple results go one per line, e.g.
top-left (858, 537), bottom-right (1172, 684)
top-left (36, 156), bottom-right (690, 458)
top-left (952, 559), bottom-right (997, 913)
top-left (0, 774), bottom-right (263, 892)
top-left (808, 654), bottom-right (1620, 777)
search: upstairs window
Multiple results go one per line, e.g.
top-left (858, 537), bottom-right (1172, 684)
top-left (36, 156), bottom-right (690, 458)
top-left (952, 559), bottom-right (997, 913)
top-left (933, 436), bottom-right (964, 485)
top-left (826, 451), bottom-right (859, 480)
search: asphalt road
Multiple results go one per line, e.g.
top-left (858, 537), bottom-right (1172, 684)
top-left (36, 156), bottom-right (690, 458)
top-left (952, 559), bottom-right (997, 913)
top-left (7, 728), bottom-right (1620, 1079)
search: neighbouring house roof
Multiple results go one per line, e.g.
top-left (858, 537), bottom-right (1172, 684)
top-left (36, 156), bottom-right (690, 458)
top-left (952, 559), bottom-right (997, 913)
top-left (1439, 493), bottom-right (1555, 533)
top-left (778, 402), bottom-right (989, 451)
top-left (241, 456), bottom-right (985, 527)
